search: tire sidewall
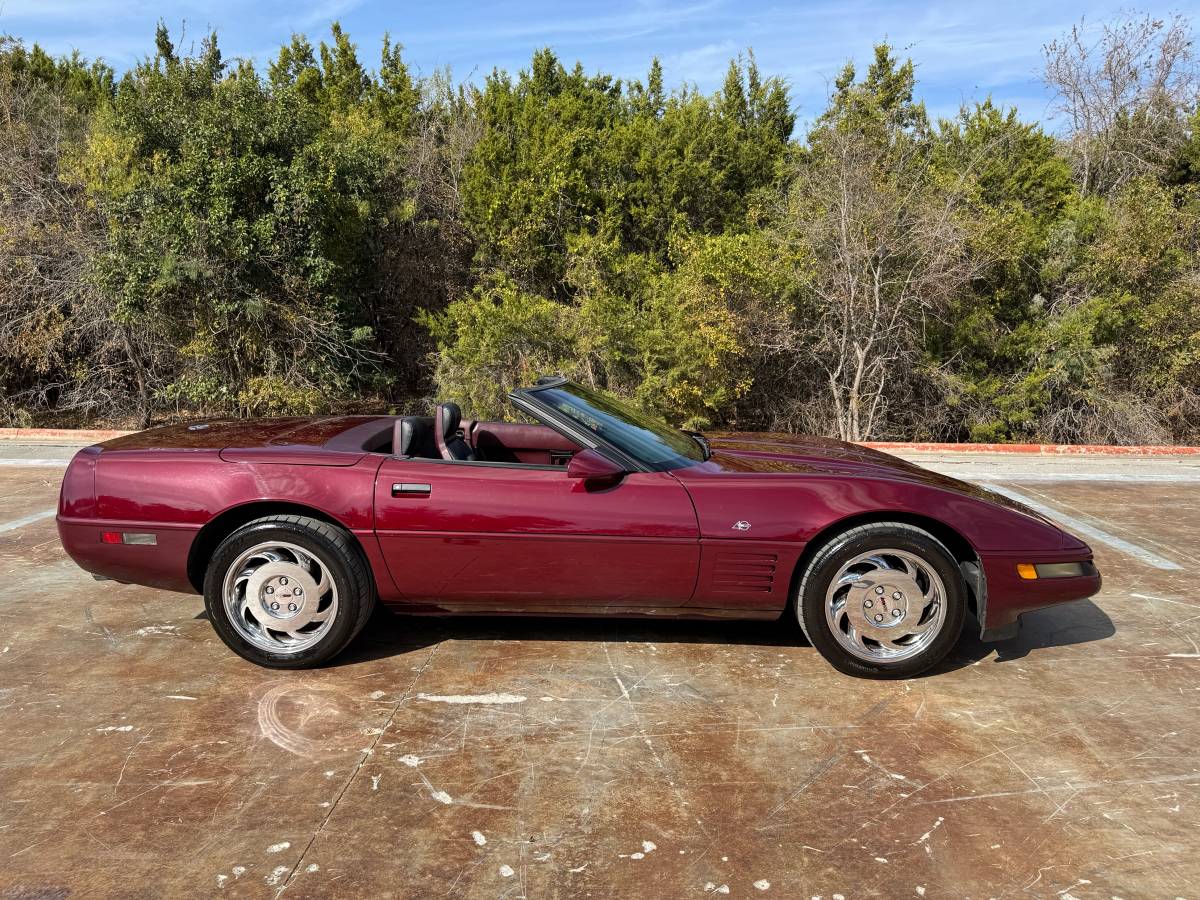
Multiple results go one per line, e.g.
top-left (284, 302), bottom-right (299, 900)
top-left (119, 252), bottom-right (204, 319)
top-left (203, 520), bottom-right (362, 669)
top-left (798, 525), bottom-right (967, 679)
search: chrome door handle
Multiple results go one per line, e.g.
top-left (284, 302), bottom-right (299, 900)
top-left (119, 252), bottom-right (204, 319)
top-left (392, 483), bottom-right (431, 497)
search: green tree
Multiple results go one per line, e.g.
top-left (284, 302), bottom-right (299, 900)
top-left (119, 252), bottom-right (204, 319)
top-left (0, 38), bottom-right (113, 424)
top-left (5, 15), bottom-right (1200, 446)
top-left (770, 44), bottom-right (976, 441)
top-left (419, 275), bottom-right (577, 418)
top-left (930, 101), bottom-right (1076, 440)
top-left (75, 26), bottom-right (414, 422)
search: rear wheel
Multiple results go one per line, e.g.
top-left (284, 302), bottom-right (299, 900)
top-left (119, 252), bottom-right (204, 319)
top-left (203, 515), bottom-right (375, 668)
top-left (796, 522), bottom-right (966, 679)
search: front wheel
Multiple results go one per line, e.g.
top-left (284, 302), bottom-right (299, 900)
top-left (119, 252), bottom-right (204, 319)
top-left (796, 522), bottom-right (967, 679)
top-left (203, 515), bottom-right (375, 668)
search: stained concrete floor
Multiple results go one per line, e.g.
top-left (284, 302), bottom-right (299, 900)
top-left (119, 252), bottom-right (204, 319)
top-left (1, 447), bottom-right (1198, 898)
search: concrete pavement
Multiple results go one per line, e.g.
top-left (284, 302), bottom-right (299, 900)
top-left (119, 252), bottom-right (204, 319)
top-left (0, 444), bottom-right (1197, 898)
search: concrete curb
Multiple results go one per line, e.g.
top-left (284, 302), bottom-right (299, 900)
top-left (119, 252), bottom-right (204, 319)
top-left (860, 441), bottom-right (1200, 456)
top-left (2, 427), bottom-right (1199, 456)
top-left (0, 428), bottom-right (132, 443)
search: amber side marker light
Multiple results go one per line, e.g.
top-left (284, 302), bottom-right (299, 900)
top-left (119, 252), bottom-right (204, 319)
top-left (1017, 562), bottom-right (1087, 580)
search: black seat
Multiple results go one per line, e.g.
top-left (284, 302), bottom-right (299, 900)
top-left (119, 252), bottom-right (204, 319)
top-left (392, 416), bottom-right (437, 459)
top-left (435, 402), bottom-right (475, 461)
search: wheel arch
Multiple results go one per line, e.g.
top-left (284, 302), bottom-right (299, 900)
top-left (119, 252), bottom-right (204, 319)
top-left (187, 501), bottom-right (368, 593)
top-left (787, 511), bottom-right (984, 621)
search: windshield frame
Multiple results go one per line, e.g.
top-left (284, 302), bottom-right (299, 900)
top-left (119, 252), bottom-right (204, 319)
top-left (509, 377), bottom-right (708, 473)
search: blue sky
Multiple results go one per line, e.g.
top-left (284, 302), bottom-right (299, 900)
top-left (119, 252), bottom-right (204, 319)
top-left (2, 0), bottom-right (1198, 129)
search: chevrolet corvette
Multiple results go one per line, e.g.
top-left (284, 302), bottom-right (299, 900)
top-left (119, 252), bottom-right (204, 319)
top-left (57, 376), bottom-right (1101, 678)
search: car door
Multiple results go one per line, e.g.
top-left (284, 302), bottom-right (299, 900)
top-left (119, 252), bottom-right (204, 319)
top-left (373, 457), bottom-right (700, 609)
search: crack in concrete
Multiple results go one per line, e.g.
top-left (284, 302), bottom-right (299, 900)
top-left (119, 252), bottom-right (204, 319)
top-left (600, 636), bottom-right (714, 853)
top-left (276, 640), bottom-right (443, 897)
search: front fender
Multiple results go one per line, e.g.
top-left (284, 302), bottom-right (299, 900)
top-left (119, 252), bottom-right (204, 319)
top-left (672, 471), bottom-right (1072, 553)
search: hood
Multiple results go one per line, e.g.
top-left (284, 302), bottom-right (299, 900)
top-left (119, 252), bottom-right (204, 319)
top-left (703, 431), bottom-right (934, 475)
top-left (699, 431), bottom-right (1058, 523)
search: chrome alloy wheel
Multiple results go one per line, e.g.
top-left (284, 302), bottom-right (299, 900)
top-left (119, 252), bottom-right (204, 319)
top-left (824, 548), bottom-right (947, 662)
top-left (222, 541), bottom-right (339, 653)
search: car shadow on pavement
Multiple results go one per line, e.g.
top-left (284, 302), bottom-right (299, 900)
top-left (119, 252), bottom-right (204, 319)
top-left (337, 608), bottom-right (806, 668)
top-left (935, 598), bottom-right (1116, 674)
top-left (334, 597), bottom-right (1116, 675)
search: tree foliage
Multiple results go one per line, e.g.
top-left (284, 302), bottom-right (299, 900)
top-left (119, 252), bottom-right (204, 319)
top-left (3, 14), bottom-right (1200, 445)
top-left (773, 46), bottom-right (978, 441)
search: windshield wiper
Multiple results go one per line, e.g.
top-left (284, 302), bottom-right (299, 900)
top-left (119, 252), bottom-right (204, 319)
top-left (685, 430), bottom-right (711, 461)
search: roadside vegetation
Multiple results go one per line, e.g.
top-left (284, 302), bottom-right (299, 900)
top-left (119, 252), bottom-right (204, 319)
top-left (2, 13), bottom-right (1199, 443)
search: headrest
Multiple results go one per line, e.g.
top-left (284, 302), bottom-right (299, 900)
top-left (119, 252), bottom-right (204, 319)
top-left (437, 402), bottom-right (462, 441)
top-left (392, 416), bottom-right (435, 457)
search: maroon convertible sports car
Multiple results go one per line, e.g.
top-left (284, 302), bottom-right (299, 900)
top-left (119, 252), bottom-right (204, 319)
top-left (58, 377), bottom-right (1101, 678)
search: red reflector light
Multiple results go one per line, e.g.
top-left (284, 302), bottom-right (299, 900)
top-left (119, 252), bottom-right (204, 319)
top-left (101, 531), bottom-right (122, 544)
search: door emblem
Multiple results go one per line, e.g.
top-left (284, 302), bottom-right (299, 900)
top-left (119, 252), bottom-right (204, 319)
top-left (732, 520), bottom-right (752, 531)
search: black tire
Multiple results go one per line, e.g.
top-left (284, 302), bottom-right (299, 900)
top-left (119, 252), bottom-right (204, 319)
top-left (203, 515), bottom-right (376, 669)
top-left (796, 522), bottom-right (967, 679)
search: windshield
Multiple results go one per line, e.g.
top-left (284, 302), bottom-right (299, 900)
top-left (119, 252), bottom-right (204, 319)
top-left (525, 380), bottom-right (706, 471)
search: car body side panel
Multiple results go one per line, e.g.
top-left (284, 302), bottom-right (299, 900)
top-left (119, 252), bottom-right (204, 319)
top-left (673, 465), bottom-right (1098, 628)
top-left (373, 459), bottom-right (700, 607)
top-left (92, 450), bottom-right (378, 528)
top-left (58, 448), bottom-right (390, 596)
top-left (58, 519), bottom-right (199, 593)
top-left (687, 539), bottom-right (805, 611)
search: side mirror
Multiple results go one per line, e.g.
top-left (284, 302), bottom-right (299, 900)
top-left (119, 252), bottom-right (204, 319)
top-left (566, 448), bottom-right (626, 488)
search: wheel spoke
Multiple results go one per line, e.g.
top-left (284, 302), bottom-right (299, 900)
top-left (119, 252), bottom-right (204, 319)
top-left (904, 605), bottom-right (940, 636)
top-left (834, 570), bottom-right (867, 588)
top-left (239, 592), bottom-right (263, 625)
top-left (846, 625), bottom-right (871, 654)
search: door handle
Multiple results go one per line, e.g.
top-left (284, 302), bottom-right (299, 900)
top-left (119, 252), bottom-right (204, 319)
top-left (392, 483), bottom-right (431, 497)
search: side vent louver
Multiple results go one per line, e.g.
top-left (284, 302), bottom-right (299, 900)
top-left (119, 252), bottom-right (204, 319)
top-left (711, 552), bottom-right (778, 593)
